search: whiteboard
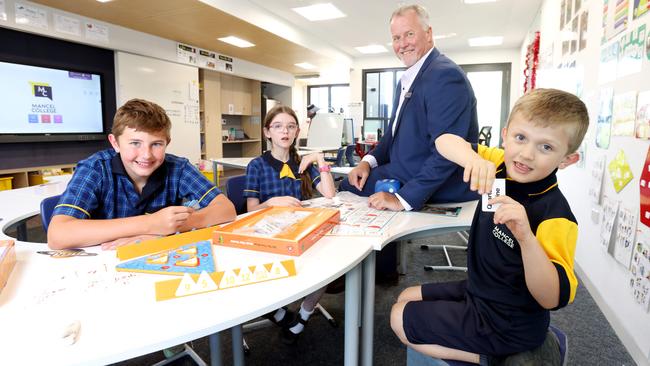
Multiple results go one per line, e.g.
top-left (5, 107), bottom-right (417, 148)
top-left (306, 113), bottom-right (344, 148)
top-left (116, 52), bottom-right (201, 162)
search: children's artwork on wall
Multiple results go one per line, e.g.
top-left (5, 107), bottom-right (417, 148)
top-left (635, 90), bottom-right (650, 139)
top-left (614, 206), bottom-right (638, 267)
top-left (589, 154), bottom-right (607, 204)
top-left (602, 0), bottom-right (629, 41)
top-left (612, 91), bottom-right (638, 136)
top-left (600, 197), bottom-right (620, 250)
top-left (617, 24), bottom-right (646, 78)
top-left (608, 149), bottom-right (634, 192)
top-left (629, 230), bottom-right (650, 311)
top-left (571, 17), bottom-right (579, 54)
top-left (599, 43), bottom-right (619, 84)
top-left (597, 88), bottom-right (614, 148)
top-left (640, 146), bottom-right (650, 227)
top-left (579, 10), bottom-right (589, 51)
top-left (633, 0), bottom-right (650, 19)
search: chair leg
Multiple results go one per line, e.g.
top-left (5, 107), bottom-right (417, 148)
top-left (152, 343), bottom-right (208, 366)
top-left (315, 303), bottom-right (338, 327)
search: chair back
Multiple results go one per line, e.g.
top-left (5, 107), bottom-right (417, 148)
top-left (40, 194), bottom-right (62, 233)
top-left (226, 175), bottom-right (247, 215)
top-left (344, 144), bottom-right (357, 167)
top-left (478, 126), bottom-right (492, 146)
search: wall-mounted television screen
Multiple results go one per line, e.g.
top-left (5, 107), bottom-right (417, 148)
top-left (0, 60), bottom-right (105, 142)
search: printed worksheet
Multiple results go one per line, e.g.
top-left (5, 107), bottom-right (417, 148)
top-left (629, 230), bottom-right (650, 312)
top-left (614, 206), bottom-right (638, 267)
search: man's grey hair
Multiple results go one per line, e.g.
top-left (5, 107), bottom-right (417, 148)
top-left (390, 4), bottom-right (430, 31)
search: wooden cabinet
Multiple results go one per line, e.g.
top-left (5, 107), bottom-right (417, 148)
top-left (0, 165), bottom-right (74, 190)
top-left (200, 70), bottom-right (261, 159)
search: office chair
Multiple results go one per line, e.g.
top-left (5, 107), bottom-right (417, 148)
top-left (224, 175), bottom-right (337, 354)
top-left (420, 230), bottom-right (469, 272)
top-left (40, 194), bottom-right (62, 233)
top-left (478, 126), bottom-right (492, 146)
top-left (39, 195), bottom-right (208, 366)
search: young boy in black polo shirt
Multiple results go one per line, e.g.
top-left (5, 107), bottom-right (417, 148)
top-left (390, 89), bottom-right (589, 365)
top-left (48, 98), bottom-right (235, 250)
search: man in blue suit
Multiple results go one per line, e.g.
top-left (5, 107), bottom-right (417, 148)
top-left (341, 4), bottom-right (479, 281)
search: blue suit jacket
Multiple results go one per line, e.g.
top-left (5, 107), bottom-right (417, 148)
top-left (369, 48), bottom-right (479, 209)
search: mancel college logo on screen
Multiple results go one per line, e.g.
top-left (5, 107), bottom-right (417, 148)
top-left (30, 82), bottom-right (53, 100)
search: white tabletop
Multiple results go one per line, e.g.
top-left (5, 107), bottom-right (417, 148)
top-left (212, 157), bottom-right (353, 178)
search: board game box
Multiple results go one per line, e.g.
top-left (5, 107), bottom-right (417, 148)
top-left (0, 239), bottom-right (16, 295)
top-left (213, 207), bottom-right (340, 256)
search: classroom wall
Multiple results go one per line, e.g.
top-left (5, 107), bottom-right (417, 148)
top-left (523, 1), bottom-right (650, 364)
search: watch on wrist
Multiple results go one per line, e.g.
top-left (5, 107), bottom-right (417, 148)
top-left (319, 165), bottom-right (331, 173)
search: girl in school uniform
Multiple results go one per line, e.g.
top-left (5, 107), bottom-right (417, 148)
top-left (243, 105), bottom-right (336, 343)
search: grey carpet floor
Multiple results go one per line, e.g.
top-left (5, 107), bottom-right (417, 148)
top-left (9, 220), bottom-right (637, 365)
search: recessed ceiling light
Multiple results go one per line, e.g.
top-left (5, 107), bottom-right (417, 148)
top-left (463, 0), bottom-right (498, 4)
top-left (355, 45), bottom-right (388, 54)
top-left (295, 62), bottom-right (317, 70)
top-left (292, 3), bottom-right (346, 21)
top-left (468, 36), bottom-right (503, 47)
top-left (434, 33), bottom-right (458, 40)
top-left (218, 36), bottom-right (255, 48)
top-left (96, 0), bottom-right (113, 3)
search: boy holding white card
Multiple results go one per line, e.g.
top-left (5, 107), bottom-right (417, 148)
top-left (390, 89), bottom-right (589, 365)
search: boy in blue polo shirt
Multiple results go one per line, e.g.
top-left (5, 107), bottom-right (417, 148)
top-left (48, 98), bottom-right (236, 250)
top-left (390, 89), bottom-right (589, 365)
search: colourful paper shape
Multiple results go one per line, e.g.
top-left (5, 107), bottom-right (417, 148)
top-left (116, 240), bottom-right (215, 276)
top-left (116, 226), bottom-right (217, 261)
top-left (155, 259), bottom-right (297, 301)
top-left (640, 146), bottom-right (650, 227)
top-left (608, 150), bottom-right (634, 193)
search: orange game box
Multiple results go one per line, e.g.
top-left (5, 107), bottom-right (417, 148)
top-left (213, 207), bottom-right (340, 256)
top-left (0, 239), bottom-right (16, 295)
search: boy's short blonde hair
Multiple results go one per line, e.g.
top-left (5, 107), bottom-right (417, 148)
top-left (507, 88), bottom-right (589, 153)
top-left (111, 99), bottom-right (171, 142)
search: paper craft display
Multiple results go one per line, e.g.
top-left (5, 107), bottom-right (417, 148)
top-left (117, 226), bottom-right (217, 261)
top-left (600, 197), bottom-right (620, 250)
top-left (0, 240), bottom-right (16, 295)
top-left (482, 179), bottom-right (506, 212)
top-left (636, 90), bottom-right (650, 139)
top-left (589, 155), bottom-right (606, 204)
top-left (608, 150), bottom-right (634, 193)
top-left (214, 207), bottom-right (340, 256)
top-left (596, 88), bottom-right (613, 148)
top-left (617, 24), bottom-right (645, 78)
top-left (614, 207), bottom-right (638, 267)
top-left (629, 231), bottom-right (650, 312)
top-left (154, 259), bottom-right (296, 301)
top-left (611, 91), bottom-right (637, 136)
top-left (640, 146), bottom-right (650, 227)
top-left (116, 240), bottom-right (215, 276)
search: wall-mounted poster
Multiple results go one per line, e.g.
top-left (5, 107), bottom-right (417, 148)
top-left (599, 42), bottom-right (619, 84)
top-left (177, 43), bottom-right (197, 65)
top-left (603, 0), bottom-right (630, 41)
top-left (589, 154), bottom-right (607, 204)
top-left (614, 206), bottom-right (638, 267)
top-left (597, 88), bottom-right (614, 148)
top-left (571, 17), bottom-right (579, 54)
top-left (580, 10), bottom-right (589, 51)
top-left (561, 0), bottom-right (567, 28)
top-left (608, 149), bottom-right (634, 193)
top-left (640, 146), bottom-right (650, 227)
top-left (635, 90), bottom-right (650, 139)
top-left (633, 0), bottom-right (650, 19)
top-left (612, 91), bottom-right (637, 136)
top-left (629, 230), bottom-right (650, 312)
top-left (600, 196), bottom-right (620, 250)
top-left (618, 24), bottom-right (646, 78)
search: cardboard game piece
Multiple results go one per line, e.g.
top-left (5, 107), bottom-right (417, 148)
top-left (482, 178), bottom-right (506, 212)
top-left (155, 259), bottom-right (297, 301)
top-left (0, 239), bottom-right (16, 295)
top-left (213, 207), bottom-right (340, 256)
top-left (116, 226), bottom-right (218, 261)
top-left (116, 240), bottom-right (215, 276)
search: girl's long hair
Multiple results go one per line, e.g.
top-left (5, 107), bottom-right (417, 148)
top-left (264, 105), bottom-right (313, 199)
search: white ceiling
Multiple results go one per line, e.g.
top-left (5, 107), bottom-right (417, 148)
top-left (245, 0), bottom-right (544, 58)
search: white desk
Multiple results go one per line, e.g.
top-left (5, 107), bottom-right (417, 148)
top-left (0, 181), bottom-right (371, 366)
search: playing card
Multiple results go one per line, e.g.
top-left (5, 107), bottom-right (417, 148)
top-left (482, 178), bottom-right (506, 212)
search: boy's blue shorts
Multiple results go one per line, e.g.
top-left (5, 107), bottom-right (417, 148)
top-left (402, 280), bottom-right (535, 357)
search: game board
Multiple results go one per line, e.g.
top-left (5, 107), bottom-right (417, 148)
top-left (116, 240), bottom-right (216, 276)
top-left (155, 259), bottom-right (296, 301)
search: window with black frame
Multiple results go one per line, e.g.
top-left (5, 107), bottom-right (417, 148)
top-left (361, 68), bottom-right (404, 141)
top-left (307, 84), bottom-right (350, 114)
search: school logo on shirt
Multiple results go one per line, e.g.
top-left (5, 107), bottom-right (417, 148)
top-left (492, 225), bottom-right (515, 249)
